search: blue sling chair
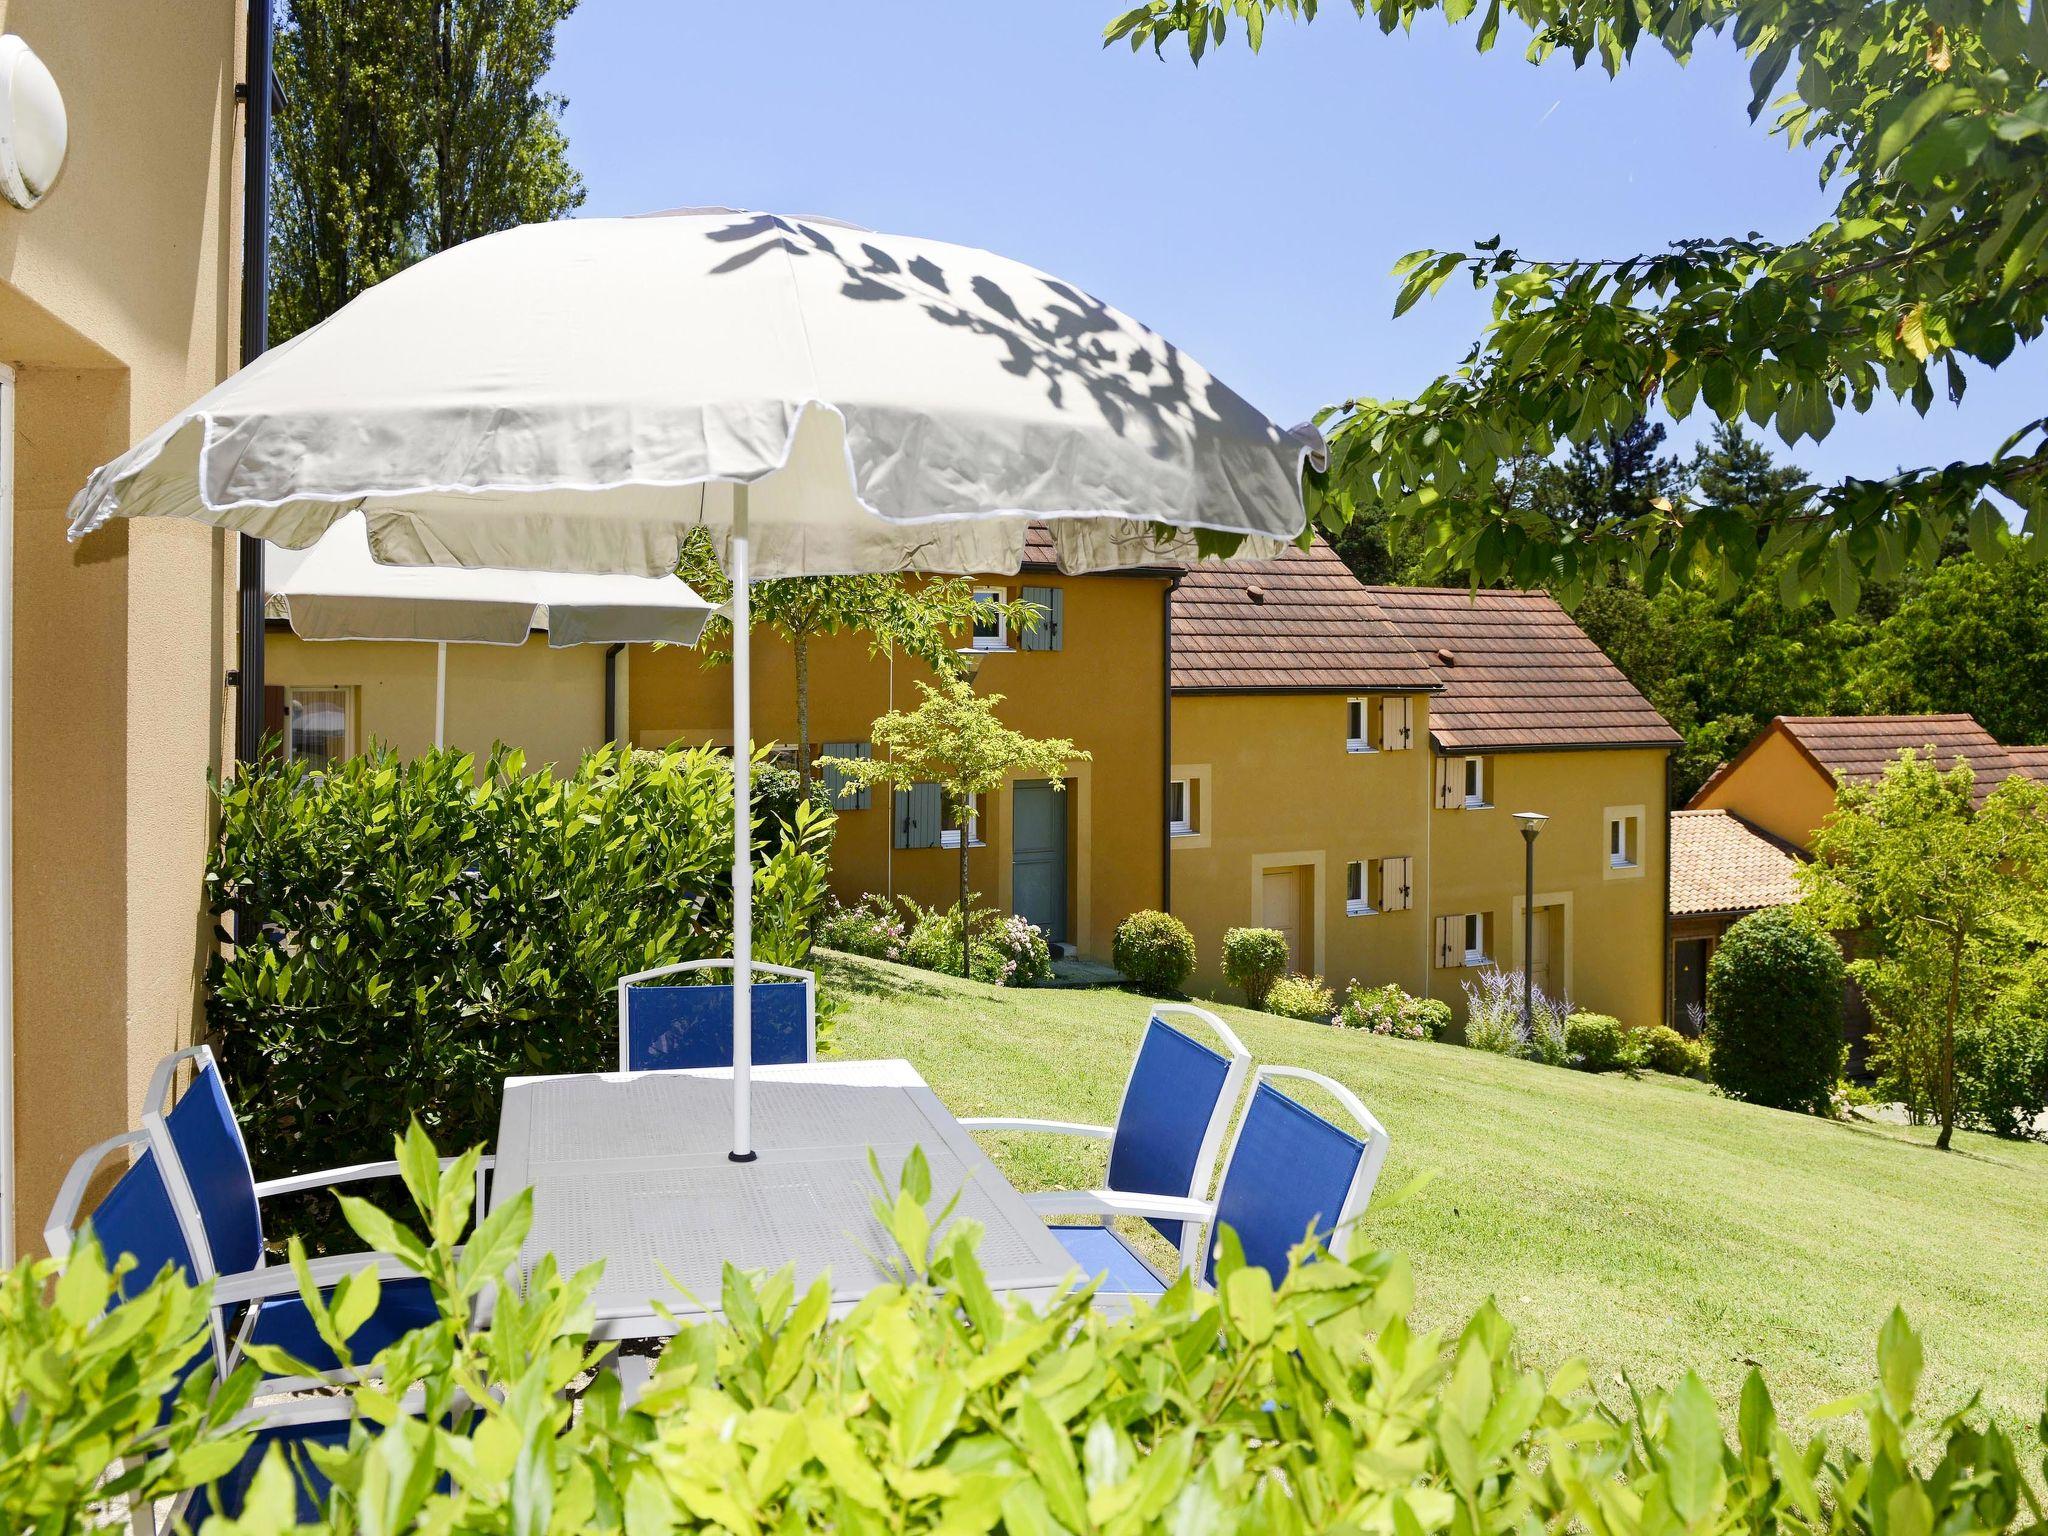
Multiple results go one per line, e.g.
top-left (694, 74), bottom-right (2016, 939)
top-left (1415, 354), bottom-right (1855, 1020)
top-left (960, 1004), bottom-right (1251, 1274)
top-left (1026, 1065), bottom-right (1391, 1295)
top-left (617, 958), bottom-right (817, 1072)
top-left (45, 1130), bottom-right (426, 1528)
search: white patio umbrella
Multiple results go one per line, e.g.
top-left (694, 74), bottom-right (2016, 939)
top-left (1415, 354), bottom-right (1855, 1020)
top-left (67, 208), bottom-right (1323, 1162)
top-left (274, 511), bottom-right (716, 747)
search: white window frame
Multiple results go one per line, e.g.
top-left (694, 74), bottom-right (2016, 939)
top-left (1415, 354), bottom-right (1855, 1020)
top-left (1346, 698), bottom-right (1374, 754)
top-left (968, 586), bottom-right (1010, 652)
top-left (1604, 805), bottom-right (1645, 879)
top-left (283, 684), bottom-right (353, 768)
top-left (1345, 859), bottom-right (1375, 917)
top-left (1462, 755), bottom-right (1490, 809)
top-left (938, 790), bottom-right (986, 849)
top-left (1168, 777), bottom-right (1195, 837)
top-left (1462, 911), bottom-right (1490, 966)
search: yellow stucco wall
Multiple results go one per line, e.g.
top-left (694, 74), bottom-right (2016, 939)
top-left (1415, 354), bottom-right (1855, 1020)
top-left (1, 1), bottom-right (241, 1254)
top-left (1169, 693), bottom-right (1434, 997)
top-left (628, 574), bottom-right (1170, 962)
top-left (1425, 747), bottom-right (1669, 1029)
top-left (266, 631), bottom-right (610, 773)
top-left (1689, 727), bottom-right (1838, 851)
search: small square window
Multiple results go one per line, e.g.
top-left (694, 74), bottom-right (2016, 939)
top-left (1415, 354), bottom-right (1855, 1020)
top-left (1463, 912), bottom-right (1490, 965)
top-left (1168, 778), bottom-right (1196, 836)
top-left (938, 790), bottom-right (985, 848)
top-left (1463, 756), bottom-right (1490, 808)
top-left (969, 587), bottom-right (1009, 651)
top-left (285, 686), bottom-right (351, 769)
top-left (1346, 699), bottom-right (1374, 753)
top-left (1605, 807), bottom-right (1644, 876)
top-left (1346, 859), bottom-right (1375, 916)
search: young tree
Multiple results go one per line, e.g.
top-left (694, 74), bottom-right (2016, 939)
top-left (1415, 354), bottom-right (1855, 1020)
top-left (675, 538), bottom-right (1041, 795)
top-left (822, 680), bottom-right (1088, 976)
top-left (1800, 754), bottom-right (2048, 1148)
top-left (270, 0), bottom-right (585, 343)
top-left (1104, 0), bottom-right (2044, 603)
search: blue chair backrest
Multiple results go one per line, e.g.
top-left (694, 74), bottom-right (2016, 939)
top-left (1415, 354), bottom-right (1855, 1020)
top-left (1104, 1015), bottom-right (1236, 1247)
top-left (624, 980), bottom-right (811, 1072)
top-left (85, 1143), bottom-right (203, 1302)
top-left (1205, 1080), bottom-right (1368, 1287)
top-left (160, 1058), bottom-right (265, 1276)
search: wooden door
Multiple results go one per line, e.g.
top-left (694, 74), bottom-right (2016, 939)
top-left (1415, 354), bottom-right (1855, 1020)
top-left (1260, 867), bottom-right (1304, 971)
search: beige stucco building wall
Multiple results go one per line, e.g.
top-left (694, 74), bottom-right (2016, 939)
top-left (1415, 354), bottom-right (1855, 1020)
top-left (1, 0), bottom-right (241, 1255)
top-left (1687, 728), bottom-right (1839, 852)
top-left (267, 630), bottom-right (611, 772)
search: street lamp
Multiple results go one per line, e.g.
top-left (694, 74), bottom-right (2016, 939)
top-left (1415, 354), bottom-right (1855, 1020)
top-left (1512, 811), bottom-right (1549, 1039)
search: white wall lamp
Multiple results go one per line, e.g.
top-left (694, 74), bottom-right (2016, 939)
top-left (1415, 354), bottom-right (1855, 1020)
top-left (0, 36), bottom-right (66, 210)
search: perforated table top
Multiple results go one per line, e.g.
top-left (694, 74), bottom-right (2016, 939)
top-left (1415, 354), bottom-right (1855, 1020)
top-left (491, 1059), bottom-right (1081, 1337)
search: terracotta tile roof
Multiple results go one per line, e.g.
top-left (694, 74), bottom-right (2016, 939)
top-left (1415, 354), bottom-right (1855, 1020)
top-left (1367, 586), bottom-right (1681, 753)
top-left (2002, 744), bottom-right (2048, 780)
top-left (1670, 809), bottom-right (1807, 918)
top-left (1775, 715), bottom-right (2029, 807)
top-left (1169, 540), bottom-right (1444, 694)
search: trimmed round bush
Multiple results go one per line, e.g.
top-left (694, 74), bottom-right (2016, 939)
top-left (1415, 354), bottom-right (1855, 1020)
top-left (1633, 1023), bottom-right (1700, 1077)
top-left (1222, 927), bottom-right (1290, 1008)
top-left (1337, 982), bottom-right (1453, 1041)
top-left (1265, 973), bottom-right (1335, 1022)
top-left (1113, 909), bottom-right (1196, 995)
top-left (1706, 908), bottom-right (1845, 1114)
top-left (1564, 1012), bottom-right (1626, 1072)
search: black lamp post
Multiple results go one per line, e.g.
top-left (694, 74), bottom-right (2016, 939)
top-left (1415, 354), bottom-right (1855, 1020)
top-left (1513, 811), bottom-right (1549, 1037)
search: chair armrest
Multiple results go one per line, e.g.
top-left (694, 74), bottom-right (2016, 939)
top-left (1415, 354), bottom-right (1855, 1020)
top-left (255, 1154), bottom-right (494, 1200)
top-left (1026, 1189), bottom-right (1214, 1224)
top-left (209, 1251), bottom-right (424, 1307)
top-left (957, 1118), bottom-right (1114, 1140)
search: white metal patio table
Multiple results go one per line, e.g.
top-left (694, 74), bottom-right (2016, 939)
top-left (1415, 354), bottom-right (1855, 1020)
top-left (489, 1058), bottom-right (1082, 1339)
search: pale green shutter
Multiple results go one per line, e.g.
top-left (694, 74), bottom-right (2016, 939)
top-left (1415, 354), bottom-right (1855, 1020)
top-left (1019, 585), bottom-right (1063, 651)
top-left (820, 742), bottom-right (872, 811)
top-left (894, 782), bottom-right (941, 848)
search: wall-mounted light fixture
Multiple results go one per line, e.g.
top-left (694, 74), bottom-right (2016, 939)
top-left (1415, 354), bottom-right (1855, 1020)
top-left (0, 36), bottom-right (66, 210)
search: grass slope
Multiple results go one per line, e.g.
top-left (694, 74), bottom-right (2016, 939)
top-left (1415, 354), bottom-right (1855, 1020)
top-left (821, 950), bottom-right (2048, 1434)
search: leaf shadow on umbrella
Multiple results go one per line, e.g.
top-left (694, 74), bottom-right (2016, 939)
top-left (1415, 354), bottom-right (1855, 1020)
top-left (701, 213), bottom-right (1282, 464)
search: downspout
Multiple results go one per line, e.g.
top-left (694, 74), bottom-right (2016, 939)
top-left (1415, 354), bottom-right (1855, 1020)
top-left (1661, 751), bottom-right (1673, 1025)
top-left (603, 643), bottom-right (624, 743)
top-left (1161, 575), bottom-right (1179, 913)
top-left (233, 0), bottom-right (274, 763)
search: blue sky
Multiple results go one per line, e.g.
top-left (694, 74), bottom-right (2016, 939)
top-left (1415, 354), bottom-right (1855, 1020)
top-left (545, 0), bottom-right (2044, 490)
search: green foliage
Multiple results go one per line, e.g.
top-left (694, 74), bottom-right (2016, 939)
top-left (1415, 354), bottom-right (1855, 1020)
top-left (209, 742), bottom-right (832, 1243)
top-left (37, 1120), bottom-right (2048, 1536)
top-left (1957, 995), bottom-right (2048, 1141)
top-left (269, 0), bottom-right (585, 343)
top-left (1802, 754), bottom-right (2048, 1146)
top-left (818, 895), bottom-right (909, 963)
top-left (1853, 556), bottom-right (2048, 746)
top-left (0, 1238), bottom-right (261, 1524)
top-left (1565, 1011), bottom-right (1628, 1072)
top-left (1264, 972), bottom-right (1336, 1021)
top-left (1634, 1022), bottom-right (1711, 1078)
top-left (1336, 980), bottom-right (1453, 1040)
top-left (898, 898), bottom-right (1053, 987)
top-left (1101, 0), bottom-right (2044, 601)
top-left (1221, 926), bottom-right (1289, 1006)
top-left (1706, 908), bottom-right (1846, 1115)
top-left (1113, 909), bottom-right (1198, 994)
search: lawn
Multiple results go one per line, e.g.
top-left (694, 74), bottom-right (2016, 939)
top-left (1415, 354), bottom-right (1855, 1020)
top-left (820, 950), bottom-right (2048, 1437)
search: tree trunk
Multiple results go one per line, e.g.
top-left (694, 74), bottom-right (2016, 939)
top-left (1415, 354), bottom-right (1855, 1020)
top-left (794, 632), bottom-right (812, 796)
top-left (958, 830), bottom-right (971, 978)
top-left (1936, 925), bottom-right (1964, 1150)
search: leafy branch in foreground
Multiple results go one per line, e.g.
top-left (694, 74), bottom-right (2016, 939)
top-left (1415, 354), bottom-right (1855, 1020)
top-left (1105, 0), bottom-right (2048, 611)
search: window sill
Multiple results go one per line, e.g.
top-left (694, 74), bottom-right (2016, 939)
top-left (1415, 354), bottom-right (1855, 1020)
top-left (962, 643), bottom-right (1013, 655)
top-left (1464, 952), bottom-right (1491, 967)
top-left (1346, 900), bottom-right (1377, 917)
top-left (937, 837), bottom-right (987, 850)
top-left (1463, 799), bottom-right (1492, 810)
top-left (1169, 824), bottom-right (1195, 838)
top-left (1345, 741), bottom-right (1376, 755)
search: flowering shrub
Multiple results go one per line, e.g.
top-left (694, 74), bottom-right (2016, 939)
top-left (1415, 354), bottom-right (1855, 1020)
top-left (1338, 981), bottom-right (1453, 1040)
top-left (980, 910), bottom-right (1054, 985)
top-left (1462, 966), bottom-right (1530, 1054)
top-left (1265, 973), bottom-right (1336, 1022)
top-left (817, 895), bottom-right (906, 962)
top-left (887, 897), bottom-right (1051, 987)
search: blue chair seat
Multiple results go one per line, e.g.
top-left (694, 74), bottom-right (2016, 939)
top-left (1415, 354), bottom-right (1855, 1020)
top-left (1051, 1224), bottom-right (1167, 1296)
top-left (243, 1276), bottom-right (440, 1371)
top-left (185, 1417), bottom-right (355, 1524)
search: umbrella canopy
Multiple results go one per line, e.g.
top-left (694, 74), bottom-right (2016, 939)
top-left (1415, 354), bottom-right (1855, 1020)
top-left (68, 209), bottom-right (1320, 576)
top-left (275, 511), bottom-right (716, 648)
top-left (67, 208), bottom-right (1323, 1165)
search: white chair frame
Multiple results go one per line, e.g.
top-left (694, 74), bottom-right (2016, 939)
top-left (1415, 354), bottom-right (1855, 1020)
top-left (615, 958), bottom-right (818, 1073)
top-left (961, 1003), bottom-right (1250, 1272)
top-left (1025, 1064), bottom-right (1390, 1292)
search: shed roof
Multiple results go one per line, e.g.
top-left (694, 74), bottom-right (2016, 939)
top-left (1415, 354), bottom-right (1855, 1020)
top-left (1169, 540), bottom-right (1444, 694)
top-left (1366, 586), bottom-right (1681, 753)
top-left (1669, 809), bottom-right (1807, 919)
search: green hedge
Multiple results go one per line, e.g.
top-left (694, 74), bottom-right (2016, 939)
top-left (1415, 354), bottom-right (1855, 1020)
top-left (208, 743), bottom-right (832, 1238)
top-left (1707, 907), bottom-right (1846, 1114)
top-left (24, 1127), bottom-right (2047, 1534)
top-left (1113, 909), bottom-right (1196, 994)
top-left (1222, 926), bottom-right (1289, 1007)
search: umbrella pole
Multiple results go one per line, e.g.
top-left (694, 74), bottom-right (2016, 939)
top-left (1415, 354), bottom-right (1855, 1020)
top-left (434, 641), bottom-right (448, 750)
top-left (729, 484), bottom-right (755, 1162)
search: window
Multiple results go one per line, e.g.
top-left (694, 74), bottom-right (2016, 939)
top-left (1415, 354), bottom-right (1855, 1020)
top-left (1462, 912), bottom-right (1491, 965)
top-left (1462, 756), bottom-right (1490, 808)
top-left (969, 587), bottom-right (1009, 651)
top-left (1435, 911), bottom-right (1491, 968)
top-left (938, 789), bottom-right (984, 848)
top-left (1346, 860), bottom-right (1374, 916)
top-left (1168, 777), bottom-right (1196, 836)
top-left (1346, 699), bottom-right (1373, 753)
top-left (1167, 763), bottom-right (1212, 850)
top-left (1604, 805), bottom-right (1645, 878)
top-left (284, 686), bottom-right (350, 769)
